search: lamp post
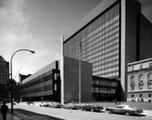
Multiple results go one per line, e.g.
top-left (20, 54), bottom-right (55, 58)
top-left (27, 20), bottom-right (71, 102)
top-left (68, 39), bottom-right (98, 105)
top-left (10, 49), bottom-right (35, 114)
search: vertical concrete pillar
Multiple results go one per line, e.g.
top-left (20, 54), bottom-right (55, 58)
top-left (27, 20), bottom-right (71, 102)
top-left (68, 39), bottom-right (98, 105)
top-left (121, 0), bottom-right (127, 101)
top-left (60, 36), bottom-right (64, 104)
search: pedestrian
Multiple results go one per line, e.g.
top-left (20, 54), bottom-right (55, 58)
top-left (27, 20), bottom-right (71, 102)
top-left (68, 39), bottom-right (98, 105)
top-left (114, 99), bottom-right (117, 104)
top-left (0, 101), bottom-right (8, 120)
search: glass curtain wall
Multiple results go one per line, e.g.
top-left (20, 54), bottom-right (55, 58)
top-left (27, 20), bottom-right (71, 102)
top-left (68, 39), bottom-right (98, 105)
top-left (64, 3), bottom-right (120, 78)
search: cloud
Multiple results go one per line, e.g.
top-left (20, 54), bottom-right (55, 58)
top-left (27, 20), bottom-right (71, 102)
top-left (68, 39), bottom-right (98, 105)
top-left (0, 0), bottom-right (27, 34)
top-left (0, 0), bottom-right (53, 81)
top-left (0, 0), bottom-right (45, 59)
top-left (0, 0), bottom-right (30, 56)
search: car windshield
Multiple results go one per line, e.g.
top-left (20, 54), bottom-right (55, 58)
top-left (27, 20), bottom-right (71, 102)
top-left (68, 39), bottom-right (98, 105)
top-left (116, 106), bottom-right (124, 108)
top-left (127, 105), bottom-right (136, 109)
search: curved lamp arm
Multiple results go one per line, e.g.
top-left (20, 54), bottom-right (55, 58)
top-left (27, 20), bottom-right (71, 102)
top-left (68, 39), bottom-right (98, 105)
top-left (10, 49), bottom-right (35, 79)
top-left (9, 49), bottom-right (35, 115)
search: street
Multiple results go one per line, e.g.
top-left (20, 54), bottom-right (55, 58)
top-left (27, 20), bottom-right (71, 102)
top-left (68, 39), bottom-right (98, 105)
top-left (10, 103), bottom-right (152, 120)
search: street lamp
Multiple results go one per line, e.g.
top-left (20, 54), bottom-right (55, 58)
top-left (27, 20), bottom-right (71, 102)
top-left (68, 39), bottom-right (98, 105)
top-left (10, 49), bottom-right (35, 114)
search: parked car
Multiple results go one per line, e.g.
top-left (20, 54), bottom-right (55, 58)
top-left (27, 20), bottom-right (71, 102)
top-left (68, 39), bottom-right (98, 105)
top-left (63, 103), bottom-right (72, 109)
top-left (63, 103), bottom-right (80, 110)
top-left (105, 104), bottom-right (143, 115)
top-left (33, 102), bottom-right (42, 106)
top-left (27, 101), bottom-right (34, 105)
top-left (81, 104), bottom-right (104, 112)
top-left (93, 105), bottom-right (104, 112)
top-left (40, 102), bottom-right (51, 107)
top-left (39, 102), bottom-right (44, 107)
top-left (50, 102), bottom-right (63, 108)
top-left (72, 104), bottom-right (84, 110)
top-left (43, 102), bottom-right (51, 107)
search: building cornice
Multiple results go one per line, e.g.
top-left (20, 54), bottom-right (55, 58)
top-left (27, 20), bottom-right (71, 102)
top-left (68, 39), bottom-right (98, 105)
top-left (128, 58), bottom-right (152, 66)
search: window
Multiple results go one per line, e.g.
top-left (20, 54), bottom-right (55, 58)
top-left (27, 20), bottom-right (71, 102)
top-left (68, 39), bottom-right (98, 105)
top-left (138, 74), bottom-right (144, 90)
top-left (54, 84), bottom-right (57, 91)
top-left (116, 106), bottom-right (124, 108)
top-left (132, 66), bottom-right (134, 71)
top-left (92, 87), bottom-right (96, 92)
top-left (149, 63), bottom-right (152, 68)
top-left (147, 73), bottom-right (152, 89)
top-left (140, 65), bottom-right (143, 69)
top-left (131, 94), bottom-right (134, 98)
top-left (130, 76), bottom-right (135, 90)
top-left (96, 87), bottom-right (99, 93)
top-left (95, 80), bottom-right (99, 85)
top-left (54, 74), bottom-right (57, 80)
top-left (148, 94), bottom-right (151, 97)
top-left (139, 94), bottom-right (142, 97)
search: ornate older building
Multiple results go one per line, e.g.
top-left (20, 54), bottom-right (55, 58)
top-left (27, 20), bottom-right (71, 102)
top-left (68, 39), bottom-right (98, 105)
top-left (127, 58), bottom-right (152, 102)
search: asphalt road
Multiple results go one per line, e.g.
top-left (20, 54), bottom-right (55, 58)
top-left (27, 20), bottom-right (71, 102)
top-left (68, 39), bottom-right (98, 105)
top-left (11, 103), bottom-right (152, 120)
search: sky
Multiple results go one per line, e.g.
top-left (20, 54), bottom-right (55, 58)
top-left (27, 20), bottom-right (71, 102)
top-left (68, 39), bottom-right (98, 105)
top-left (0, 0), bottom-right (152, 82)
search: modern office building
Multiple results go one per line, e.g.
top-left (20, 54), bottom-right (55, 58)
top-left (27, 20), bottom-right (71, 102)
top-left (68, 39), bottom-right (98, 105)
top-left (127, 58), bottom-right (152, 102)
top-left (19, 61), bottom-right (61, 102)
top-left (18, 57), bottom-right (93, 103)
top-left (63, 0), bottom-right (152, 100)
top-left (16, 0), bottom-right (152, 103)
top-left (0, 56), bottom-right (9, 100)
top-left (92, 76), bottom-right (121, 101)
top-left (18, 56), bottom-right (120, 103)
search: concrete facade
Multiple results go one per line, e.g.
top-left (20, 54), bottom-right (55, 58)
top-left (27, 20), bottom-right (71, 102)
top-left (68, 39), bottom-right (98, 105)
top-left (63, 56), bottom-right (93, 103)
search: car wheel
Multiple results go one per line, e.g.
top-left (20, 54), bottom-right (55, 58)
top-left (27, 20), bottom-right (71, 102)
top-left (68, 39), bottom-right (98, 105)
top-left (125, 112), bottom-right (130, 115)
top-left (91, 109), bottom-right (94, 112)
top-left (108, 110), bottom-right (112, 114)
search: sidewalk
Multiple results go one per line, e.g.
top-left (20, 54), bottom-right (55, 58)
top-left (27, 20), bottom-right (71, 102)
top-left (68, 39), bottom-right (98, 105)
top-left (0, 112), bottom-right (20, 120)
top-left (143, 110), bottom-right (152, 116)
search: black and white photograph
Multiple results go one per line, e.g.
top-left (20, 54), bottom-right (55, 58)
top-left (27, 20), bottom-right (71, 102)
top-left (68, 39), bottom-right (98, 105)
top-left (0, 0), bottom-right (152, 120)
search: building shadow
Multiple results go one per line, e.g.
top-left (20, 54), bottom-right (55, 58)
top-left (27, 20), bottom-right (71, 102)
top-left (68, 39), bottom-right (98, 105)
top-left (13, 109), bottom-right (64, 120)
